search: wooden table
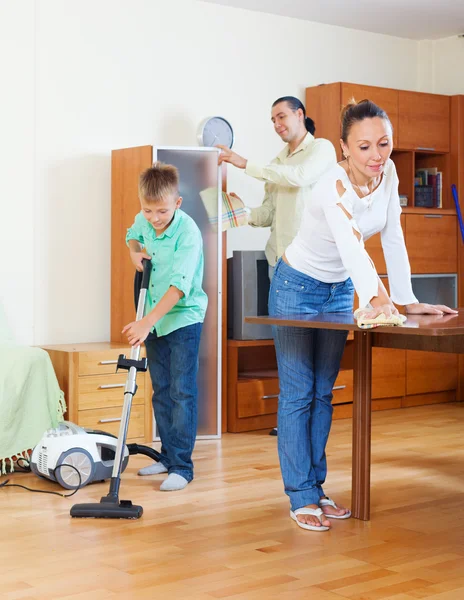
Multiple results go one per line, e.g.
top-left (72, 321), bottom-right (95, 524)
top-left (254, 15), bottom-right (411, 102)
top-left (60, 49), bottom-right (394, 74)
top-left (246, 311), bottom-right (464, 520)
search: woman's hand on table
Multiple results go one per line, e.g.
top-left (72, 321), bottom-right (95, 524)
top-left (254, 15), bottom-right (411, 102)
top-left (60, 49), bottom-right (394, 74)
top-left (405, 303), bottom-right (458, 316)
top-left (358, 303), bottom-right (399, 320)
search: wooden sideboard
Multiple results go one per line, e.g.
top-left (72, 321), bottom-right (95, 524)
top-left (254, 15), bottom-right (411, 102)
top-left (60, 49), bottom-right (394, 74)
top-left (41, 342), bottom-right (153, 443)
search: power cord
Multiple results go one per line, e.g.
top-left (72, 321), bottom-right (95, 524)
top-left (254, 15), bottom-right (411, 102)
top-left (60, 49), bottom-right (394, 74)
top-left (0, 458), bottom-right (83, 498)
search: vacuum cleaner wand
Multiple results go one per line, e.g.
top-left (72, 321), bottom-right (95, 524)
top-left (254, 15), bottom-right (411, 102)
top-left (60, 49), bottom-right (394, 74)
top-left (71, 258), bottom-right (157, 519)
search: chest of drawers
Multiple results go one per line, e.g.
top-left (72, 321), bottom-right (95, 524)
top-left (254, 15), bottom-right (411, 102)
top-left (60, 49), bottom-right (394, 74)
top-left (41, 342), bottom-right (152, 443)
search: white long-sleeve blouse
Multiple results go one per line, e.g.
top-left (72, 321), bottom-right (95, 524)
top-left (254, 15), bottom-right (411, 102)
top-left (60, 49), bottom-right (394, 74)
top-left (285, 158), bottom-right (418, 308)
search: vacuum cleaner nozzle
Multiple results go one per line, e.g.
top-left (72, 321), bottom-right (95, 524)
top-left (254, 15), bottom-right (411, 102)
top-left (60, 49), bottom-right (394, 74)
top-left (70, 497), bottom-right (143, 519)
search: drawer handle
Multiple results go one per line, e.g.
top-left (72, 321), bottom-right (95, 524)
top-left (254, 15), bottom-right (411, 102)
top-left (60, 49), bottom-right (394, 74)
top-left (98, 418), bottom-right (122, 424)
top-left (99, 384), bottom-right (125, 389)
top-left (333, 385), bottom-right (346, 391)
top-left (424, 215), bottom-right (443, 218)
top-left (262, 394), bottom-right (279, 399)
top-left (416, 147), bottom-right (435, 151)
top-left (100, 360), bottom-right (118, 365)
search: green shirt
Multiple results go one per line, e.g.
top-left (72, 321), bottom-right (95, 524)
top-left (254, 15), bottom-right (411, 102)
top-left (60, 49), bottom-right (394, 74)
top-left (126, 209), bottom-right (208, 337)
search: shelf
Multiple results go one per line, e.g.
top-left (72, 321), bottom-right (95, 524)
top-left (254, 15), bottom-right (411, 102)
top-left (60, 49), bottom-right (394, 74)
top-left (402, 207), bottom-right (456, 215)
top-left (238, 369), bottom-right (278, 381)
top-left (228, 338), bottom-right (274, 347)
top-left (394, 148), bottom-right (448, 155)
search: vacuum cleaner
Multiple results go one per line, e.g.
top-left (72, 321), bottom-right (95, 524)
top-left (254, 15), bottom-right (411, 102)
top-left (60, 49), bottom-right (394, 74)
top-left (70, 258), bottom-right (161, 519)
top-left (30, 422), bottom-right (129, 489)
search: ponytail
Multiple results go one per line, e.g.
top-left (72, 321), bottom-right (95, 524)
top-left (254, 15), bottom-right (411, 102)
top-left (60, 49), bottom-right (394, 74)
top-left (305, 116), bottom-right (316, 135)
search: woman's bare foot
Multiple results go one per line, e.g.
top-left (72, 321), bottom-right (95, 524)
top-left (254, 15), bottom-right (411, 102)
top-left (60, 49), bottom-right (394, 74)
top-left (296, 504), bottom-right (331, 528)
top-left (319, 496), bottom-right (350, 518)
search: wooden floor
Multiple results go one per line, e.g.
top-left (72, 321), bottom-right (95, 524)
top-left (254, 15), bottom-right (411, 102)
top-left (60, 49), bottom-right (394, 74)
top-left (1, 403), bottom-right (464, 600)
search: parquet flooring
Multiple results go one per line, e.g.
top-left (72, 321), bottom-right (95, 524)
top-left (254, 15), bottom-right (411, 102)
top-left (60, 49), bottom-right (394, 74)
top-left (1, 403), bottom-right (463, 599)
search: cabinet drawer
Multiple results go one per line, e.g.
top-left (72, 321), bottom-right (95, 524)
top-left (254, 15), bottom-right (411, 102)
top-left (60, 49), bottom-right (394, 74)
top-left (78, 405), bottom-right (145, 439)
top-left (237, 378), bottom-right (279, 418)
top-left (405, 214), bottom-right (457, 274)
top-left (78, 348), bottom-right (143, 376)
top-left (332, 369), bottom-right (353, 405)
top-left (78, 373), bottom-right (145, 411)
top-left (237, 370), bottom-right (352, 418)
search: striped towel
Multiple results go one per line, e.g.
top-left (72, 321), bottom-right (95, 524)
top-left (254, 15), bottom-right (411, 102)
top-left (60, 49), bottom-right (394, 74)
top-left (200, 188), bottom-right (248, 232)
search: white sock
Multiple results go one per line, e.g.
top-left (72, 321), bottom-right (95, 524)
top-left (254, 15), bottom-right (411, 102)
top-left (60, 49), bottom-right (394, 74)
top-left (160, 473), bottom-right (189, 491)
top-left (138, 462), bottom-right (168, 476)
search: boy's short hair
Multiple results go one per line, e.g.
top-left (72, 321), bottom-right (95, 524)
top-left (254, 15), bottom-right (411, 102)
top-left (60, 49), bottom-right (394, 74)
top-left (138, 161), bottom-right (179, 202)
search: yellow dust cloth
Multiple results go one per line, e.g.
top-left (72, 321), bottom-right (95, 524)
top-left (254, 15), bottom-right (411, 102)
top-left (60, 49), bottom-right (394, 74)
top-left (200, 188), bottom-right (248, 232)
top-left (354, 308), bottom-right (407, 330)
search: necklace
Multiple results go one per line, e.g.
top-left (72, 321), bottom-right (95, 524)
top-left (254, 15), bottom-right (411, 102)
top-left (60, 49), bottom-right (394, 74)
top-left (347, 163), bottom-right (376, 210)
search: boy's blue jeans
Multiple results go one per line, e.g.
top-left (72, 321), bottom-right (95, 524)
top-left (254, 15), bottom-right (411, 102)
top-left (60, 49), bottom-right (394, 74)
top-left (144, 322), bottom-right (202, 483)
top-left (268, 259), bottom-right (354, 511)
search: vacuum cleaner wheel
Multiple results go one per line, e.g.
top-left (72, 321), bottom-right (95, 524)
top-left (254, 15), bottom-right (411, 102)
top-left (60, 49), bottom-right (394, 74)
top-left (55, 448), bottom-right (95, 489)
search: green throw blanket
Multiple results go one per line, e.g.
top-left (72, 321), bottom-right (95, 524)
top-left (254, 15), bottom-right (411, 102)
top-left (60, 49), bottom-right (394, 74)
top-left (0, 344), bottom-right (66, 474)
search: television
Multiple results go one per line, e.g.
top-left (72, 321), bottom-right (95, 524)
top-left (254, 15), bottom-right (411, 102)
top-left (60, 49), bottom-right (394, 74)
top-left (227, 251), bottom-right (272, 340)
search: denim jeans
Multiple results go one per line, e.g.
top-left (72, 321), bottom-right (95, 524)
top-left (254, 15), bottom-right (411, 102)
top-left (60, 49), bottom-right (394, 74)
top-left (144, 322), bottom-right (202, 482)
top-left (268, 259), bottom-right (354, 511)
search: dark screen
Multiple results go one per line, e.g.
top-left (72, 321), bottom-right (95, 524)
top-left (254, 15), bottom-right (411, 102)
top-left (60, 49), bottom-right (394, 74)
top-left (257, 259), bottom-right (270, 316)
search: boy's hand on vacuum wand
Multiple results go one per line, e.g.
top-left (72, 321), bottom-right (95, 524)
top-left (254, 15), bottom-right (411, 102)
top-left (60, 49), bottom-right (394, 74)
top-left (122, 317), bottom-right (152, 347)
top-left (130, 250), bottom-right (151, 272)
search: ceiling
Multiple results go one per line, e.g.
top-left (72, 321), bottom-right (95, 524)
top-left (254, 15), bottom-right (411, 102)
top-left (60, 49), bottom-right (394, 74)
top-left (201, 0), bottom-right (464, 40)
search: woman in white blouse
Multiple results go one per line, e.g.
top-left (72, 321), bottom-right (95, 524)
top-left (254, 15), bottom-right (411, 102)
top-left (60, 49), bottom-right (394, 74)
top-left (270, 99), bottom-right (457, 532)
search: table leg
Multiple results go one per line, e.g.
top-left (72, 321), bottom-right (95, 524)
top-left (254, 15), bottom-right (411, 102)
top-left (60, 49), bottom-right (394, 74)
top-left (351, 330), bottom-right (372, 520)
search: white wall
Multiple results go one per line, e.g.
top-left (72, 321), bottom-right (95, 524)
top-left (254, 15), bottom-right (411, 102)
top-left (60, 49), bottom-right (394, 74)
top-left (0, 1), bottom-right (35, 345)
top-left (417, 37), bottom-right (464, 94)
top-left (430, 37), bottom-right (464, 95)
top-left (2, 0), bottom-right (429, 344)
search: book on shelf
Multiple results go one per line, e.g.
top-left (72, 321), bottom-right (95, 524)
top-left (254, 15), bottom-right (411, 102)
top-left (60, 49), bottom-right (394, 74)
top-left (414, 167), bottom-right (442, 208)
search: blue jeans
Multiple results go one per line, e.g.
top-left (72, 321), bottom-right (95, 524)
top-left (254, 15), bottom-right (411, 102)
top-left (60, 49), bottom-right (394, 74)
top-left (268, 259), bottom-right (354, 511)
top-left (144, 322), bottom-right (202, 482)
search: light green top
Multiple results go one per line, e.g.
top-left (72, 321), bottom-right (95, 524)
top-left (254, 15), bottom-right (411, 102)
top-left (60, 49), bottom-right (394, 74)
top-left (126, 209), bottom-right (208, 337)
top-left (245, 133), bottom-right (337, 266)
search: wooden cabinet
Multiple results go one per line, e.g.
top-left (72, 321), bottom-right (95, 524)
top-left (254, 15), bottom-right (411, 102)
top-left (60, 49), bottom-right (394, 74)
top-left (306, 82), bottom-right (399, 159)
top-left (405, 214), bottom-right (457, 273)
top-left (307, 83), bottom-right (450, 155)
top-left (227, 339), bottom-right (408, 432)
top-left (306, 83), bottom-right (453, 210)
top-left (398, 91), bottom-right (450, 152)
top-left (111, 146), bottom-right (153, 344)
top-left (41, 342), bottom-right (152, 443)
top-left (227, 339), bottom-right (357, 432)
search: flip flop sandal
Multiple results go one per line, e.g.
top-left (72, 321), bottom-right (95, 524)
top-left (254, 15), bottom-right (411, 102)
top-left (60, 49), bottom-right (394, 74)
top-left (319, 497), bottom-right (352, 519)
top-left (290, 507), bottom-right (330, 531)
